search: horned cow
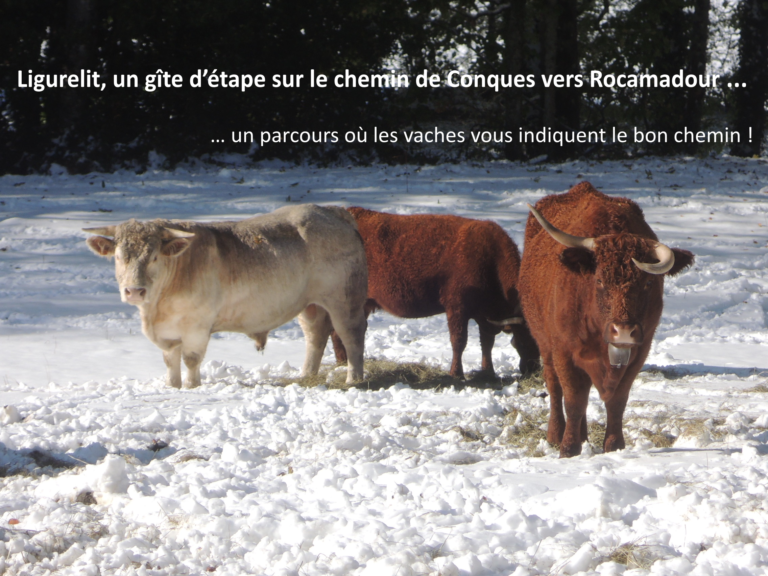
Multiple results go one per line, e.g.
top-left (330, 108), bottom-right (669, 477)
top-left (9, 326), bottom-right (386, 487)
top-left (331, 207), bottom-right (540, 378)
top-left (84, 204), bottom-right (368, 387)
top-left (518, 182), bottom-right (694, 457)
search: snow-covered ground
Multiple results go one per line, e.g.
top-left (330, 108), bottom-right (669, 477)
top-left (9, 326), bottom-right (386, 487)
top-left (1, 156), bottom-right (768, 575)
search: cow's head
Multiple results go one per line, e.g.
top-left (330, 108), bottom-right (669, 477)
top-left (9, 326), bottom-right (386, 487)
top-left (528, 204), bottom-right (694, 367)
top-left (84, 220), bottom-right (195, 305)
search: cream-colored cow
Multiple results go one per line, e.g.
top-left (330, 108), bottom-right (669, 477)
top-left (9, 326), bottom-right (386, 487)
top-left (84, 205), bottom-right (368, 387)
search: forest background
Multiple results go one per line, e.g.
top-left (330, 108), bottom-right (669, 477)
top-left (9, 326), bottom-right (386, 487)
top-left (0, 0), bottom-right (766, 174)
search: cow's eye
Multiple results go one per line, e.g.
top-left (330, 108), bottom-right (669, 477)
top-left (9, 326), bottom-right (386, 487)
top-left (645, 279), bottom-right (653, 289)
top-left (153, 255), bottom-right (158, 262)
top-left (596, 278), bottom-right (603, 287)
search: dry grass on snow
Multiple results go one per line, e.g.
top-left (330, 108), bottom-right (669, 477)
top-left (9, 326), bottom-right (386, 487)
top-left (501, 408), bottom-right (549, 457)
top-left (606, 541), bottom-right (658, 569)
top-left (279, 358), bottom-right (526, 391)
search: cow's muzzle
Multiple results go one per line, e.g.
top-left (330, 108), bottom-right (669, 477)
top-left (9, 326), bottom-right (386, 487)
top-left (604, 322), bottom-right (642, 345)
top-left (122, 286), bottom-right (147, 304)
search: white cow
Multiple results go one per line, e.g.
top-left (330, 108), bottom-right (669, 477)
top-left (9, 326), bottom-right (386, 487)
top-left (84, 204), bottom-right (368, 387)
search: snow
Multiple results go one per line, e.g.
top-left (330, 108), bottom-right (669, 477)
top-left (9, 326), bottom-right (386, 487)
top-left (2, 155), bottom-right (768, 575)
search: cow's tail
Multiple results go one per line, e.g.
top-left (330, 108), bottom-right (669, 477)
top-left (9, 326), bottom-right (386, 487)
top-left (492, 228), bottom-right (542, 374)
top-left (494, 228), bottom-right (524, 306)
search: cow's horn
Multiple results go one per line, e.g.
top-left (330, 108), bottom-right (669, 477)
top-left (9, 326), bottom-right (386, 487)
top-left (82, 226), bottom-right (116, 237)
top-left (632, 242), bottom-right (675, 275)
top-left (487, 317), bottom-right (525, 326)
top-left (164, 227), bottom-right (195, 238)
top-left (527, 204), bottom-right (595, 250)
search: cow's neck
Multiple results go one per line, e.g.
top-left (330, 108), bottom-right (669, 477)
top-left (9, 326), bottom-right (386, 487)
top-left (582, 289), bottom-right (603, 342)
top-left (136, 257), bottom-right (185, 343)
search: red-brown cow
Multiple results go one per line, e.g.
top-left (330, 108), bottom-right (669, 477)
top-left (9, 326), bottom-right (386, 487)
top-left (518, 182), bottom-right (694, 457)
top-left (331, 207), bottom-right (540, 378)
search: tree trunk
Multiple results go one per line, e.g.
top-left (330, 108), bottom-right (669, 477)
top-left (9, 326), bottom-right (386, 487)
top-left (502, 0), bottom-right (527, 159)
top-left (485, 9), bottom-right (499, 71)
top-left (554, 0), bottom-right (579, 158)
top-left (542, 0), bottom-right (558, 136)
top-left (683, 0), bottom-right (710, 154)
top-left (541, 0), bottom-right (579, 160)
top-left (732, 0), bottom-right (768, 157)
top-left (60, 0), bottom-right (93, 134)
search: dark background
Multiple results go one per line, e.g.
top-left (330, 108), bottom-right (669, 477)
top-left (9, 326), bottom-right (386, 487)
top-left (0, 0), bottom-right (766, 174)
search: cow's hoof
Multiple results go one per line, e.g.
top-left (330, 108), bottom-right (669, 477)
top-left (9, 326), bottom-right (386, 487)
top-left (519, 362), bottom-right (542, 378)
top-left (547, 433), bottom-right (563, 448)
top-left (547, 424), bottom-right (565, 447)
top-left (603, 434), bottom-right (625, 453)
top-left (559, 441), bottom-right (582, 458)
top-left (346, 369), bottom-right (365, 384)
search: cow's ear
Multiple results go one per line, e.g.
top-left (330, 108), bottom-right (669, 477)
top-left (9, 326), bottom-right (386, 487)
top-left (666, 248), bottom-right (694, 276)
top-left (560, 247), bottom-right (596, 274)
top-left (86, 236), bottom-right (116, 257)
top-left (161, 237), bottom-right (192, 257)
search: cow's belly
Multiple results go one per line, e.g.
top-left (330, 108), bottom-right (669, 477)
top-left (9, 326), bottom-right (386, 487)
top-left (146, 269), bottom-right (323, 341)
top-left (212, 302), bottom-right (306, 334)
top-left (369, 279), bottom-right (444, 319)
top-left (377, 299), bottom-right (445, 319)
top-left (211, 283), bottom-right (309, 334)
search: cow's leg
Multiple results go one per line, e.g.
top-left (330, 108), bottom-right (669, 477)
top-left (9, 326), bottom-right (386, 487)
top-left (298, 304), bottom-right (334, 378)
top-left (556, 360), bottom-right (592, 458)
top-left (543, 358), bottom-right (565, 446)
top-left (446, 309), bottom-right (469, 378)
top-left (603, 393), bottom-right (629, 453)
top-left (331, 300), bottom-right (375, 366)
top-left (509, 324), bottom-right (541, 377)
top-left (330, 331), bottom-right (348, 365)
top-left (603, 372), bottom-right (636, 452)
top-left (334, 317), bottom-right (367, 384)
top-left (477, 321), bottom-right (499, 376)
top-left (561, 384), bottom-right (591, 458)
top-left (325, 306), bottom-right (367, 384)
top-left (163, 344), bottom-right (182, 389)
top-left (181, 332), bottom-right (210, 389)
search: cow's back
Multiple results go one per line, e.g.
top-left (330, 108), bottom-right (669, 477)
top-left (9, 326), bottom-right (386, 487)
top-left (351, 207), bottom-right (469, 279)
top-left (349, 207), bottom-right (521, 319)
top-left (210, 204), bottom-right (363, 280)
top-left (160, 204), bottom-right (367, 335)
top-left (524, 182), bottom-right (656, 245)
top-left (236, 204), bottom-right (366, 307)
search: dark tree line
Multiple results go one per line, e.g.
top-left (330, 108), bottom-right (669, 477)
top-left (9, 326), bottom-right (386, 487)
top-left (732, 0), bottom-right (768, 157)
top-left (0, 0), bottom-right (766, 174)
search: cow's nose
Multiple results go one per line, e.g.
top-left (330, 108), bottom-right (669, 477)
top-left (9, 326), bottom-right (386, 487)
top-left (604, 322), bottom-right (642, 345)
top-left (124, 287), bottom-right (147, 301)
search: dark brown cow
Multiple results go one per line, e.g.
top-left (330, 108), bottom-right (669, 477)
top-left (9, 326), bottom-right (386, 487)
top-left (331, 207), bottom-right (540, 378)
top-left (518, 182), bottom-right (694, 457)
